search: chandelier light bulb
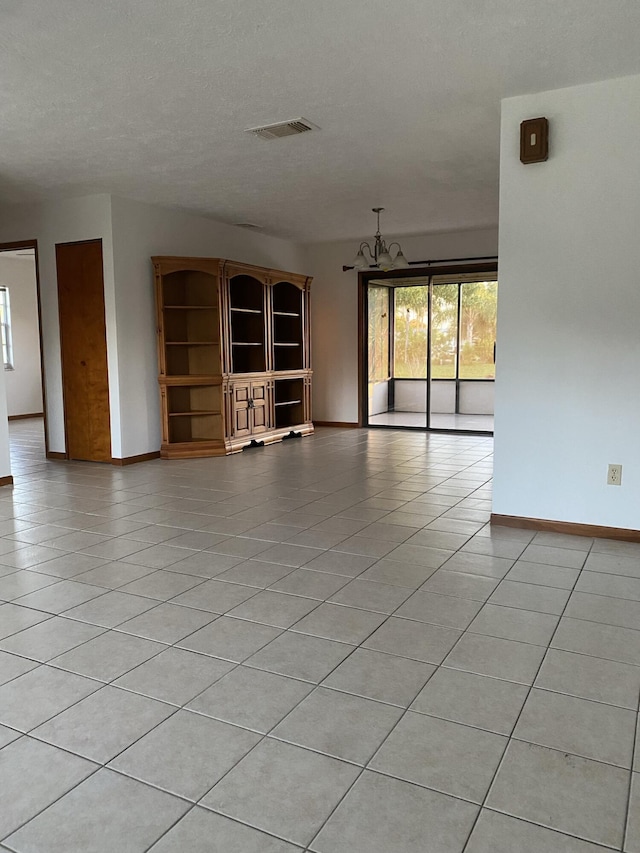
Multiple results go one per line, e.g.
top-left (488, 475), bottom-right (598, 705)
top-left (352, 249), bottom-right (369, 269)
top-left (377, 251), bottom-right (394, 271)
top-left (393, 249), bottom-right (409, 268)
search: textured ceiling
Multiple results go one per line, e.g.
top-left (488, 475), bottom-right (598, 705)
top-left (1, 0), bottom-right (640, 241)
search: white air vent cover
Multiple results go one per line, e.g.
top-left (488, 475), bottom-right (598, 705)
top-left (245, 117), bottom-right (319, 140)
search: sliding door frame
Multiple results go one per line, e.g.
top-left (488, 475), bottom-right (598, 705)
top-left (358, 262), bottom-right (498, 432)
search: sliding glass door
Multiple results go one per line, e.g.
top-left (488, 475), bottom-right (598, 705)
top-left (365, 272), bottom-right (497, 432)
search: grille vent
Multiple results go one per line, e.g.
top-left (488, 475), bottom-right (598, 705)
top-left (245, 117), bottom-right (319, 140)
top-left (234, 222), bottom-right (263, 230)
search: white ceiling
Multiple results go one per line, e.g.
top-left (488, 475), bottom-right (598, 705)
top-left (1, 0), bottom-right (640, 242)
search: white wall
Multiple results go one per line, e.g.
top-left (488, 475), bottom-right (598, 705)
top-left (0, 194), bottom-right (306, 462)
top-left (0, 256), bottom-right (43, 416)
top-left (0, 195), bottom-right (116, 454)
top-left (459, 382), bottom-right (494, 415)
top-left (370, 381), bottom-right (389, 416)
top-left (305, 228), bottom-right (499, 422)
top-left (109, 196), bottom-right (308, 458)
top-left (493, 74), bottom-right (640, 530)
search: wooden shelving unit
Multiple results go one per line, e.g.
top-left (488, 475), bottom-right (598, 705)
top-left (153, 257), bottom-right (312, 458)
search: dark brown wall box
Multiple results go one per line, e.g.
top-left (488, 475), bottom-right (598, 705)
top-left (520, 117), bottom-right (549, 163)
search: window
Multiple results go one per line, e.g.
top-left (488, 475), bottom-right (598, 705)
top-left (390, 279), bottom-right (497, 381)
top-left (394, 285), bottom-right (428, 378)
top-left (0, 287), bottom-right (14, 370)
top-left (459, 281), bottom-right (497, 379)
top-left (430, 284), bottom-right (458, 379)
top-left (368, 285), bottom-right (390, 384)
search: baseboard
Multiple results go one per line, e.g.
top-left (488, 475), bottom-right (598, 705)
top-left (8, 412), bottom-right (44, 421)
top-left (111, 451), bottom-right (161, 467)
top-left (0, 475), bottom-right (13, 487)
top-left (46, 451), bottom-right (67, 461)
top-left (313, 421), bottom-right (359, 429)
top-left (491, 513), bottom-right (640, 543)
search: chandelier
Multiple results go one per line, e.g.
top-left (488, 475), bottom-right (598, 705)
top-left (351, 208), bottom-right (409, 271)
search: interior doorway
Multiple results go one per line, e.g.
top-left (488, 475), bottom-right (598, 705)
top-left (0, 241), bottom-right (49, 464)
top-left (362, 265), bottom-right (497, 434)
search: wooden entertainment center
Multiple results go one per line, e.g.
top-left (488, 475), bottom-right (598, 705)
top-left (152, 257), bottom-right (313, 459)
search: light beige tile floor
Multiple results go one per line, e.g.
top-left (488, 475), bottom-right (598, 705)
top-left (1, 418), bottom-right (639, 852)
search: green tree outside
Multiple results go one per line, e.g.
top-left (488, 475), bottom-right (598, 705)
top-left (392, 281), bottom-right (497, 379)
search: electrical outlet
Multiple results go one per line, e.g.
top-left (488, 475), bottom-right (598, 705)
top-left (607, 464), bottom-right (622, 486)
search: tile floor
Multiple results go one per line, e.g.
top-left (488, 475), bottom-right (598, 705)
top-left (0, 418), bottom-right (639, 852)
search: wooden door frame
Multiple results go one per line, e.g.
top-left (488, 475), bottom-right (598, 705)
top-left (0, 239), bottom-right (52, 458)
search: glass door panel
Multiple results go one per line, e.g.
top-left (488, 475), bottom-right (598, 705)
top-left (429, 283), bottom-right (459, 430)
top-left (392, 285), bottom-right (428, 428)
top-left (459, 281), bottom-right (497, 379)
top-left (458, 280), bottom-right (497, 430)
top-left (367, 284), bottom-right (391, 424)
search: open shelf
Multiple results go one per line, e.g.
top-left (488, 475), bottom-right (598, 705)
top-left (273, 340), bottom-right (302, 370)
top-left (169, 413), bottom-right (223, 444)
top-left (272, 281), bottom-right (303, 371)
top-left (165, 343), bottom-right (220, 376)
top-left (232, 343), bottom-right (266, 374)
top-left (230, 312), bottom-right (263, 334)
top-left (273, 318), bottom-right (301, 342)
top-left (162, 270), bottom-right (217, 307)
top-left (166, 385), bottom-right (221, 415)
top-left (229, 277), bottom-right (265, 374)
top-left (275, 403), bottom-right (305, 429)
top-left (274, 377), bottom-right (305, 429)
top-left (230, 275), bottom-right (264, 311)
top-left (164, 305), bottom-right (218, 344)
top-left (273, 281), bottom-right (303, 314)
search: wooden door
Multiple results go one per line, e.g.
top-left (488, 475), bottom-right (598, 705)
top-left (56, 240), bottom-right (112, 462)
top-left (249, 380), bottom-right (269, 434)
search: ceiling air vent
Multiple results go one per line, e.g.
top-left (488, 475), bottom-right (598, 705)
top-left (234, 222), bottom-right (263, 230)
top-left (245, 117), bottom-right (319, 141)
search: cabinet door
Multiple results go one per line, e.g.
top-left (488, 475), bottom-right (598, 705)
top-left (232, 383), bottom-right (252, 437)
top-left (249, 381), bottom-right (270, 434)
